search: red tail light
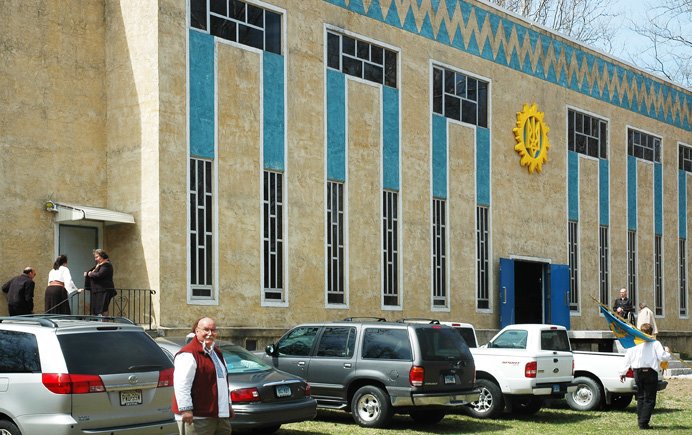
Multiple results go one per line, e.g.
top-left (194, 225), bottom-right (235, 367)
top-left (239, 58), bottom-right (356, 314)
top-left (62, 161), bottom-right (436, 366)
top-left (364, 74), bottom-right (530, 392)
top-left (409, 366), bottom-right (424, 386)
top-left (525, 361), bottom-right (537, 378)
top-left (572, 360), bottom-right (575, 376)
top-left (305, 383), bottom-right (311, 396)
top-left (625, 368), bottom-right (634, 378)
top-left (42, 373), bottom-right (105, 394)
top-left (231, 387), bottom-right (261, 403)
top-left (158, 367), bottom-right (174, 387)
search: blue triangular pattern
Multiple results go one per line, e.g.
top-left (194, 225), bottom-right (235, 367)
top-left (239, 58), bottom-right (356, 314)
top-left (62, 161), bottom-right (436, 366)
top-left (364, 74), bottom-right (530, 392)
top-left (461, 2), bottom-right (473, 28)
top-left (451, 25), bottom-right (465, 50)
top-left (403, 6), bottom-right (418, 33)
top-left (419, 11), bottom-right (435, 40)
top-left (384, 1), bottom-right (402, 27)
top-left (466, 31), bottom-right (481, 57)
top-left (445, 0), bottom-right (457, 17)
top-left (436, 18), bottom-right (450, 45)
top-left (366, 0), bottom-right (384, 21)
top-left (488, 10), bottom-right (501, 35)
top-left (495, 42), bottom-right (507, 66)
top-left (554, 43), bottom-right (567, 86)
top-left (546, 57), bottom-right (557, 82)
top-left (327, 0), bottom-right (347, 7)
top-left (348, 0), bottom-right (366, 14)
top-left (480, 32), bottom-right (494, 61)
top-left (602, 81), bottom-right (610, 103)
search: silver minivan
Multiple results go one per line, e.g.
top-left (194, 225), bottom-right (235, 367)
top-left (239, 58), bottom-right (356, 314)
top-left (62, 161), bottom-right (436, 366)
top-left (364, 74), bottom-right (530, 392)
top-left (0, 315), bottom-right (177, 435)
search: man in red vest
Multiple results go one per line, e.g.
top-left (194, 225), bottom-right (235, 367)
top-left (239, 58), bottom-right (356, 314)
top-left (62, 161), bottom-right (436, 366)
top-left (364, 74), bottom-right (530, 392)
top-left (172, 317), bottom-right (233, 434)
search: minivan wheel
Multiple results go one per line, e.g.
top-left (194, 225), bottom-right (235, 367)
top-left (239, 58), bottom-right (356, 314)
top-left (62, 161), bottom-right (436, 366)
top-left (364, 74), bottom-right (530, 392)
top-left (467, 379), bottom-right (504, 419)
top-left (565, 376), bottom-right (602, 411)
top-left (409, 409), bottom-right (446, 425)
top-left (0, 420), bottom-right (20, 435)
top-left (351, 385), bottom-right (393, 428)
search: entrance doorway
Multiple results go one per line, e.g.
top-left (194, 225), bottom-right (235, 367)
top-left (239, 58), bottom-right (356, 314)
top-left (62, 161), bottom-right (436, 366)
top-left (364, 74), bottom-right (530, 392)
top-left (514, 260), bottom-right (544, 324)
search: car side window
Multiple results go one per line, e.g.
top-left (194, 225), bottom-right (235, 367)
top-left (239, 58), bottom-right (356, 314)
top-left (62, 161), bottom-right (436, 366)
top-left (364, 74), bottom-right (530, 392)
top-left (361, 328), bottom-right (412, 360)
top-left (490, 330), bottom-right (528, 349)
top-left (0, 330), bottom-right (41, 373)
top-left (277, 326), bottom-right (320, 356)
top-left (315, 327), bottom-right (356, 358)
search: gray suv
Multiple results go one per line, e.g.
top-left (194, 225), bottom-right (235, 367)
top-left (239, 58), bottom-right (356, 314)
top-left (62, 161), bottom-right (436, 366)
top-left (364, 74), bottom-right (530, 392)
top-left (263, 318), bottom-right (479, 428)
top-left (0, 315), bottom-right (177, 435)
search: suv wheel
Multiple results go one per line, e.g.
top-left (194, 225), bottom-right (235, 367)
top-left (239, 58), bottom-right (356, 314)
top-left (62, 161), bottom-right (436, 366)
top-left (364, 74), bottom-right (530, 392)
top-left (409, 409), bottom-right (446, 425)
top-left (0, 420), bottom-right (20, 435)
top-left (351, 385), bottom-right (393, 428)
top-left (467, 379), bottom-right (504, 419)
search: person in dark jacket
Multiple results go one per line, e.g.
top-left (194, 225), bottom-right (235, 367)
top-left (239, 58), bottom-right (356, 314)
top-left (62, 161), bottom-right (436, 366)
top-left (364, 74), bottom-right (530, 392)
top-left (172, 316), bottom-right (233, 435)
top-left (2, 267), bottom-right (36, 316)
top-left (613, 288), bottom-right (635, 324)
top-left (86, 249), bottom-right (115, 316)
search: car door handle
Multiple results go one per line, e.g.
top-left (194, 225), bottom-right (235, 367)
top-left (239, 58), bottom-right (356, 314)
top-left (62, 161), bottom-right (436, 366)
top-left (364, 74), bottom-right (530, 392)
top-left (343, 363), bottom-right (352, 368)
top-left (297, 361), bottom-right (306, 367)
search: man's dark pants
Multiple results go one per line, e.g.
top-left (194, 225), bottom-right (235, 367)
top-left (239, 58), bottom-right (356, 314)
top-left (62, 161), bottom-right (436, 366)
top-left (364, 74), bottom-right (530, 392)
top-left (634, 368), bottom-right (658, 428)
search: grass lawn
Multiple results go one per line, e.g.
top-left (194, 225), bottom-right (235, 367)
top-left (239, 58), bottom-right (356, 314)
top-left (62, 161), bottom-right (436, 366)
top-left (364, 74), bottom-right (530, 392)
top-left (275, 377), bottom-right (691, 434)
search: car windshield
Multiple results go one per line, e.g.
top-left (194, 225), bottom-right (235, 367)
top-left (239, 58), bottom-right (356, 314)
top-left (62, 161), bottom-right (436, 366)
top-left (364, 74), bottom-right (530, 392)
top-left (218, 344), bottom-right (273, 374)
top-left (416, 327), bottom-right (472, 361)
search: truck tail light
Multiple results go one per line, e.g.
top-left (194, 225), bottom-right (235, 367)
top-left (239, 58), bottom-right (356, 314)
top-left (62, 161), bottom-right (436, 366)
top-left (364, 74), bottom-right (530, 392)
top-left (625, 368), bottom-right (634, 378)
top-left (409, 366), bottom-right (424, 386)
top-left (42, 373), bottom-right (106, 394)
top-left (231, 387), bottom-right (261, 403)
top-left (572, 360), bottom-right (575, 376)
top-left (524, 361), bottom-right (537, 378)
top-left (158, 367), bottom-right (174, 387)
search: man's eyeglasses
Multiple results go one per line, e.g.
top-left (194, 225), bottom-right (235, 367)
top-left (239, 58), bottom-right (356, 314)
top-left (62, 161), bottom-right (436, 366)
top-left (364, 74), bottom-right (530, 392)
top-left (197, 327), bottom-right (218, 333)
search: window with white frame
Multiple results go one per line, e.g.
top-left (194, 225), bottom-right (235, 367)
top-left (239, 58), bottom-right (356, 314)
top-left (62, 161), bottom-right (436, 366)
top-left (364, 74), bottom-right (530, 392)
top-left (628, 230), bottom-right (637, 306)
top-left (190, 158), bottom-right (214, 299)
top-left (680, 239), bottom-right (688, 317)
top-left (568, 220), bottom-right (578, 311)
top-left (568, 109), bottom-right (607, 159)
top-left (628, 128), bottom-right (661, 163)
top-left (599, 225), bottom-right (609, 306)
top-left (327, 181), bottom-right (345, 305)
top-left (190, 0), bottom-right (282, 54)
top-left (432, 198), bottom-right (447, 308)
top-left (476, 206), bottom-right (489, 310)
top-left (326, 30), bottom-right (397, 88)
top-left (432, 66), bottom-right (489, 127)
top-left (681, 144), bottom-right (692, 172)
top-left (382, 190), bottom-right (399, 307)
top-left (263, 170), bottom-right (284, 302)
top-left (655, 235), bottom-right (663, 315)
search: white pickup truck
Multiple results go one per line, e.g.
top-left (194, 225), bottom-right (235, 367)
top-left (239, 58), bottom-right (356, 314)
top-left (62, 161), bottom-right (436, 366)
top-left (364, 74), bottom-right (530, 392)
top-left (465, 324), bottom-right (576, 418)
top-left (567, 349), bottom-right (668, 411)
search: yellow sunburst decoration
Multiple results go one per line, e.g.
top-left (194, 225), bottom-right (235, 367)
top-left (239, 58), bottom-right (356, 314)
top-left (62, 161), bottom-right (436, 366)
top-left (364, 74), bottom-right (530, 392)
top-left (513, 103), bottom-right (551, 174)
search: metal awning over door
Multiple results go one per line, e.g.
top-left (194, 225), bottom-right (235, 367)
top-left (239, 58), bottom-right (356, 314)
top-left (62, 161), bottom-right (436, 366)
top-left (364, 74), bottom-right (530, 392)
top-left (45, 201), bottom-right (135, 225)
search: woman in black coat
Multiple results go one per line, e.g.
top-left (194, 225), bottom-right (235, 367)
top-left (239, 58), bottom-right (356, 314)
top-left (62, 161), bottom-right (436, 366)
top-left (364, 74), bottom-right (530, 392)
top-left (86, 249), bottom-right (116, 316)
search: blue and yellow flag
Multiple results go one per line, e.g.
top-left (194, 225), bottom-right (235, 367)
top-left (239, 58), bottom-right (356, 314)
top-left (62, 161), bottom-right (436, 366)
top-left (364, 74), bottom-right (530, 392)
top-left (599, 305), bottom-right (654, 349)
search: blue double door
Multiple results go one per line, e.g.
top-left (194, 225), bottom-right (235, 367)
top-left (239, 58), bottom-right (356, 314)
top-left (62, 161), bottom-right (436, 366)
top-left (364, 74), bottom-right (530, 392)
top-left (499, 258), bottom-right (570, 329)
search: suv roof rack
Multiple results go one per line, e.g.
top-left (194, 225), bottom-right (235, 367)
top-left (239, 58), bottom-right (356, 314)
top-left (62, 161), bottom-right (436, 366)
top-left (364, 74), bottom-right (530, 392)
top-left (397, 318), bottom-right (441, 324)
top-left (0, 314), bottom-right (135, 328)
top-left (342, 317), bottom-right (387, 322)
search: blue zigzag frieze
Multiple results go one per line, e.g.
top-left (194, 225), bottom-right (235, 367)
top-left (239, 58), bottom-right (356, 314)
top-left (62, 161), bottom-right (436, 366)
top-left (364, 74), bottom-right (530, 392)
top-left (323, 0), bottom-right (690, 131)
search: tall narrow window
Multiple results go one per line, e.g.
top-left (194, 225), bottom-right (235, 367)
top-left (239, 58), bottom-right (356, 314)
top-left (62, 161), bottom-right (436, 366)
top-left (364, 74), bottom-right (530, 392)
top-left (263, 170), bottom-right (284, 302)
top-left (628, 230), bottom-right (637, 306)
top-left (599, 225), bottom-right (610, 306)
top-left (382, 190), bottom-right (399, 307)
top-left (476, 206), bottom-right (489, 309)
top-left (432, 198), bottom-right (447, 308)
top-left (654, 235), bottom-right (663, 315)
top-left (568, 109), bottom-right (608, 158)
top-left (327, 181), bottom-right (345, 305)
top-left (681, 239), bottom-right (688, 317)
top-left (189, 158), bottom-right (213, 299)
top-left (568, 220), bottom-right (578, 311)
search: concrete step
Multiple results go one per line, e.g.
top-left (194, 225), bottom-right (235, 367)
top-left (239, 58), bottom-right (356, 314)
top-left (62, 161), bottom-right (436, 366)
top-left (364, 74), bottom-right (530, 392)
top-left (665, 358), bottom-right (692, 376)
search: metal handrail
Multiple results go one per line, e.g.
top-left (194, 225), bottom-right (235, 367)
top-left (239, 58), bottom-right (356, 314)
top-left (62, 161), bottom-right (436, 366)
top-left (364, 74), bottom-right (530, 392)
top-left (69, 288), bottom-right (156, 330)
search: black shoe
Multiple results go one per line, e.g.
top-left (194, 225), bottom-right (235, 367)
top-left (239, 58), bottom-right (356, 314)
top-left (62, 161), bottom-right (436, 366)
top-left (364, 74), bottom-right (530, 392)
top-left (639, 424), bottom-right (652, 430)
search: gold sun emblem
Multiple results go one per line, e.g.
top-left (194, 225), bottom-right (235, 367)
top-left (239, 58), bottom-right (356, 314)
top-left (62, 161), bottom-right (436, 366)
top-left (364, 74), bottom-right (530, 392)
top-left (513, 103), bottom-right (551, 174)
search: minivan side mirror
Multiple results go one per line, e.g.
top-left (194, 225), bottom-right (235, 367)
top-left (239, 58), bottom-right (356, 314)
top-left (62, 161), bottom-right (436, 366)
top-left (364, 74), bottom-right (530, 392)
top-left (266, 344), bottom-right (276, 356)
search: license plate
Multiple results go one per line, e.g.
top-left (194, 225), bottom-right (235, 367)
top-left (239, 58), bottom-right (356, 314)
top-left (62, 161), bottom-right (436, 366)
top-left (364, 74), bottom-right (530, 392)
top-left (552, 384), bottom-right (560, 393)
top-left (275, 385), bottom-right (292, 398)
top-left (444, 375), bottom-right (456, 384)
top-left (120, 390), bottom-right (142, 406)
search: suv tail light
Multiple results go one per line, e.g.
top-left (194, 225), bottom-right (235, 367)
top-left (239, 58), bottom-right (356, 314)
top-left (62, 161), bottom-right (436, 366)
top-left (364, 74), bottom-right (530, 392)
top-left (158, 367), bottom-right (174, 387)
top-left (409, 366), bottom-right (424, 386)
top-left (524, 361), bottom-right (537, 378)
top-left (231, 387), bottom-right (261, 403)
top-left (625, 368), bottom-right (634, 378)
top-left (42, 373), bottom-right (106, 394)
top-left (305, 383), bottom-right (311, 396)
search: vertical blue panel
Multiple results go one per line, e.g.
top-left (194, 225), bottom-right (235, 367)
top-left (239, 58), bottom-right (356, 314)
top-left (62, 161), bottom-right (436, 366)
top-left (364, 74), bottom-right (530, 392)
top-left (382, 86), bottom-right (400, 190)
top-left (680, 171), bottom-right (687, 239)
top-left (476, 127), bottom-right (490, 206)
top-left (628, 156), bottom-right (637, 230)
top-left (432, 114), bottom-right (447, 199)
top-left (568, 151), bottom-right (579, 221)
top-left (327, 69), bottom-right (346, 182)
top-left (499, 258), bottom-right (515, 328)
top-left (599, 159), bottom-right (609, 225)
top-left (654, 162), bottom-right (662, 236)
top-left (263, 52), bottom-right (285, 171)
top-left (189, 30), bottom-right (215, 158)
top-left (550, 264), bottom-right (571, 329)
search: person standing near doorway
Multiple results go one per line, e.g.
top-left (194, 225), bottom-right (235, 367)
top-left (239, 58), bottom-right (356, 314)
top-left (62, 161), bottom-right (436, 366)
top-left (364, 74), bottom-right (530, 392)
top-left (86, 249), bottom-right (115, 316)
top-left (636, 302), bottom-right (658, 335)
top-left (613, 288), bottom-right (635, 323)
top-left (619, 323), bottom-right (671, 430)
top-left (2, 267), bottom-right (36, 315)
top-left (45, 255), bottom-right (81, 314)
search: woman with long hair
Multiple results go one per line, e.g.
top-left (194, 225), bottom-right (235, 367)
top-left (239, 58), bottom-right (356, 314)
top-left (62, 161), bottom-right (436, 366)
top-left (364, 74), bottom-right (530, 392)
top-left (86, 249), bottom-right (116, 316)
top-left (45, 254), bottom-right (80, 314)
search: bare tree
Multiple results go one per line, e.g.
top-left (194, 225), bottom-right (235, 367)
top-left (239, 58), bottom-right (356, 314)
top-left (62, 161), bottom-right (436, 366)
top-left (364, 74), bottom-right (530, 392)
top-left (628, 0), bottom-right (691, 88)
